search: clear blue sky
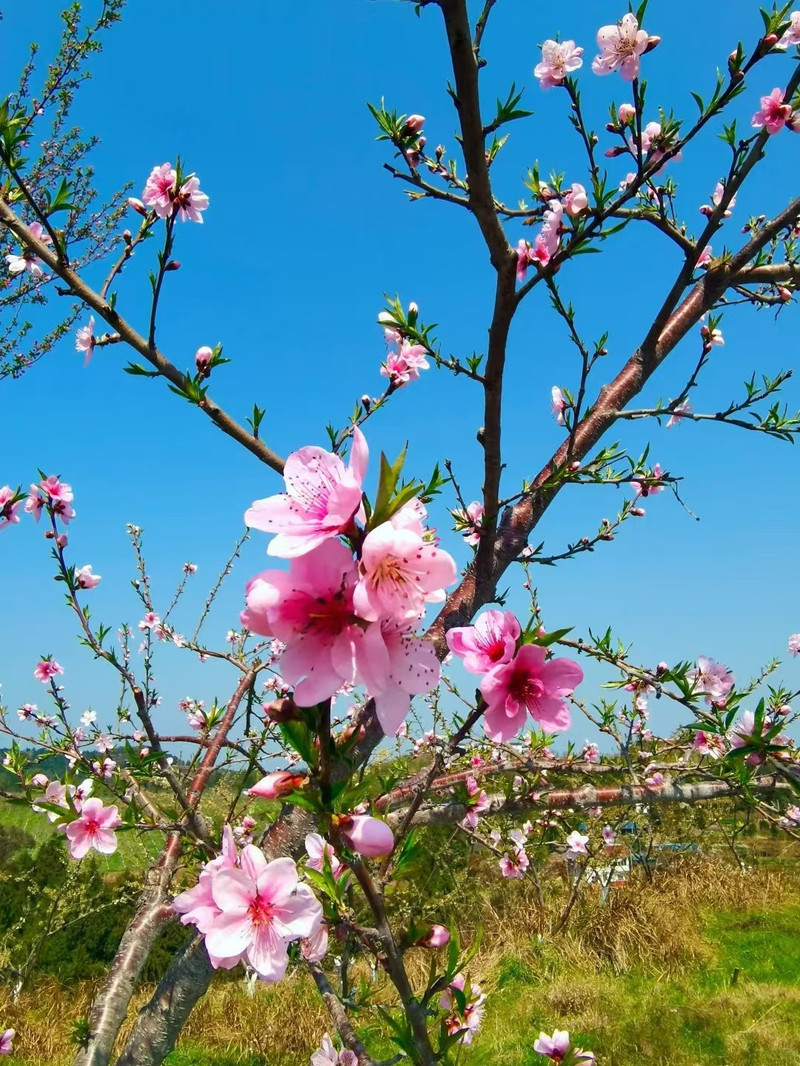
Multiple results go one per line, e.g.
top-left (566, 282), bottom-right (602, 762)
top-left (2, 0), bottom-right (799, 748)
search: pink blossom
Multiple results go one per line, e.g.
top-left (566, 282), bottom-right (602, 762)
top-left (461, 777), bottom-right (490, 829)
top-left (75, 564), bottom-right (102, 589)
top-left (5, 221), bottom-right (52, 277)
top-left (440, 975), bottom-right (486, 1046)
top-left (533, 40), bottom-right (584, 89)
top-left (693, 730), bottom-right (726, 759)
top-left (666, 400), bottom-right (691, 429)
top-left (305, 833), bottom-right (347, 882)
top-left (516, 239), bottom-right (533, 282)
top-left (64, 797), bottom-right (122, 859)
top-left (354, 619), bottom-right (441, 736)
top-left (697, 245), bottom-right (713, 267)
top-left (354, 520), bottom-right (456, 623)
top-left (0, 1030), bottom-right (14, 1056)
top-left (551, 386), bottom-right (567, 426)
top-left (34, 780), bottom-right (68, 822)
top-left (381, 340), bottom-right (430, 387)
top-left (311, 1035), bottom-right (357, 1066)
top-left (751, 88), bottom-right (794, 134)
top-left (645, 771), bottom-right (664, 787)
top-left (143, 163), bottom-right (177, 217)
top-left (534, 1030), bottom-right (570, 1060)
top-left (788, 634), bottom-right (800, 656)
top-left (76, 316), bottom-right (96, 366)
top-left (301, 922), bottom-right (330, 963)
top-left (34, 658), bottom-right (64, 683)
top-left (480, 644), bottom-right (583, 742)
top-left (173, 175), bottom-right (209, 223)
top-left (592, 13), bottom-right (650, 80)
top-left (446, 609), bottom-right (520, 675)
top-left (336, 814), bottom-right (394, 857)
top-left (499, 847), bottom-right (529, 878)
top-left (779, 12), bottom-right (800, 47)
top-left (563, 183), bottom-right (588, 217)
top-left (245, 429), bottom-right (368, 558)
top-left (0, 486), bottom-right (21, 530)
top-left (687, 656), bottom-right (734, 704)
top-left (417, 924), bottom-right (450, 948)
top-left (458, 501), bottom-right (484, 546)
top-left (25, 476), bottom-right (75, 524)
top-left (241, 541), bottom-right (364, 706)
top-left (248, 771), bottom-right (305, 800)
top-left (138, 612), bottom-right (161, 632)
top-left (173, 828), bottom-right (239, 965)
top-left (700, 182), bottom-right (737, 218)
top-left (565, 830), bottom-right (589, 858)
top-left (601, 825), bottom-right (616, 846)
top-left (203, 847), bottom-right (322, 981)
top-left (633, 462), bottom-right (665, 498)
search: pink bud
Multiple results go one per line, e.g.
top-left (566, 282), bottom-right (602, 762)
top-left (402, 114), bottom-right (425, 135)
top-left (745, 752), bottom-right (765, 767)
top-left (416, 924), bottom-right (450, 948)
top-left (604, 146), bottom-right (626, 158)
top-left (195, 346), bottom-right (213, 371)
top-left (127, 197), bottom-right (146, 216)
top-left (644, 35), bottom-right (662, 53)
top-left (56, 533), bottom-right (68, 548)
top-left (337, 814), bottom-right (394, 857)
top-left (165, 260), bottom-right (181, 272)
top-left (248, 771), bottom-right (305, 799)
top-left (618, 103), bottom-right (636, 124)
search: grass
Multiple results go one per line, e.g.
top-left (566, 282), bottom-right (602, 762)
top-left (3, 857), bottom-right (800, 1065)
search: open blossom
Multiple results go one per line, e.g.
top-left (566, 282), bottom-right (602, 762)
top-left (34, 657), bottom-right (64, 683)
top-left (440, 975), bottom-right (486, 1046)
top-left (601, 825), bottom-right (616, 846)
top-left (336, 814), bottom-right (394, 857)
top-left (551, 386), bottom-right (567, 426)
top-left (64, 797), bottom-right (122, 859)
top-left (301, 922), bottom-right (329, 963)
top-left (26, 475), bottom-right (75, 524)
top-left (563, 182), bottom-right (588, 217)
top-left (687, 656), bottom-right (734, 704)
top-left (311, 1034), bottom-right (357, 1066)
top-left (381, 339), bottom-right (430, 387)
top-left (76, 316), bottom-right (96, 365)
top-left (666, 400), bottom-right (691, 429)
top-left (203, 848), bottom-right (322, 981)
top-left (354, 520), bottom-right (456, 623)
top-left (5, 220), bottom-right (52, 276)
top-left (457, 501), bottom-right (484, 546)
top-left (533, 39), bottom-right (584, 89)
top-left (535, 1030), bottom-right (595, 1063)
top-left (779, 11), bottom-right (800, 47)
top-left (565, 830), bottom-right (589, 858)
top-left (305, 833), bottom-right (347, 881)
top-left (446, 609), bottom-right (520, 675)
top-left (242, 541), bottom-right (368, 706)
top-left (461, 776), bottom-right (490, 830)
top-left (480, 643), bottom-right (583, 742)
top-left (499, 847), bottom-right (529, 878)
top-left (751, 88), bottom-right (795, 134)
top-left (0, 1030), bottom-right (14, 1056)
top-left (0, 486), bottom-right (21, 530)
top-left (618, 102), bottom-right (636, 123)
top-left (592, 13), bottom-right (650, 80)
top-left (245, 429), bottom-right (367, 558)
top-left (788, 633), bottom-right (800, 656)
top-left (354, 619), bottom-right (441, 736)
top-left (700, 182), bottom-right (737, 218)
top-left (75, 564), bottom-right (102, 589)
top-left (143, 164), bottom-right (209, 221)
top-left (693, 730), bottom-right (726, 759)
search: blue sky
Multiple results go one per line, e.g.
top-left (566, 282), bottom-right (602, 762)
top-left (2, 0), bottom-right (799, 749)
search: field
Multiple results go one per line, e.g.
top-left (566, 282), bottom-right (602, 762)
top-left (2, 794), bottom-right (800, 1066)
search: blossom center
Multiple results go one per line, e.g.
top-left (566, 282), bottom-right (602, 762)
top-left (248, 894), bottom-right (275, 928)
top-left (509, 670), bottom-right (545, 707)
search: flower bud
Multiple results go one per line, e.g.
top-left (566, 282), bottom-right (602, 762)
top-left (644, 35), bottom-right (661, 53)
top-left (416, 925), bottom-right (450, 949)
top-left (604, 146), bottom-right (626, 158)
top-left (778, 286), bottom-right (793, 302)
top-left (618, 102), bottom-right (636, 124)
top-left (165, 260), bottom-right (181, 271)
top-left (630, 507), bottom-right (646, 517)
top-left (123, 229), bottom-right (132, 243)
top-left (248, 771), bottom-right (305, 799)
top-left (195, 345), bottom-right (213, 372)
top-left (435, 144), bottom-right (445, 160)
top-left (762, 32), bottom-right (779, 47)
top-left (361, 394), bottom-right (372, 412)
top-left (262, 696), bottom-right (300, 723)
top-left (402, 114), bottom-right (425, 135)
top-left (336, 814), bottom-right (394, 857)
top-left (127, 197), bottom-right (146, 216)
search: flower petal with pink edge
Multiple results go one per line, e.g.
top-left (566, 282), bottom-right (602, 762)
top-left (255, 856), bottom-right (298, 907)
top-left (211, 868), bottom-right (257, 912)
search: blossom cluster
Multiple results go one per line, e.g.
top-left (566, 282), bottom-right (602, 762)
top-left (446, 609), bottom-right (583, 742)
top-left (242, 429), bottom-right (456, 735)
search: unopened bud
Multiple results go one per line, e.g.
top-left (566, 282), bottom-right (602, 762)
top-left (630, 507), bottom-right (646, 517)
top-left (263, 696), bottom-right (300, 723)
top-left (570, 461), bottom-right (581, 471)
top-left (778, 286), bottom-right (793, 302)
top-left (604, 146), bottom-right (626, 158)
top-left (127, 197), bottom-right (146, 216)
top-left (656, 661), bottom-right (669, 677)
top-left (762, 32), bottom-right (779, 47)
top-left (402, 114), bottom-right (425, 135)
top-left (165, 260), bottom-right (181, 272)
top-left (417, 136), bottom-right (426, 151)
top-left (123, 229), bottom-right (132, 243)
top-left (416, 925), bottom-right (450, 949)
top-left (195, 345), bottom-right (213, 372)
top-left (644, 35), bottom-right (661, 53)
top-left (361, 394), bottom-right (372, 412)
top-left (435, 143), bottom-right (445, 161)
